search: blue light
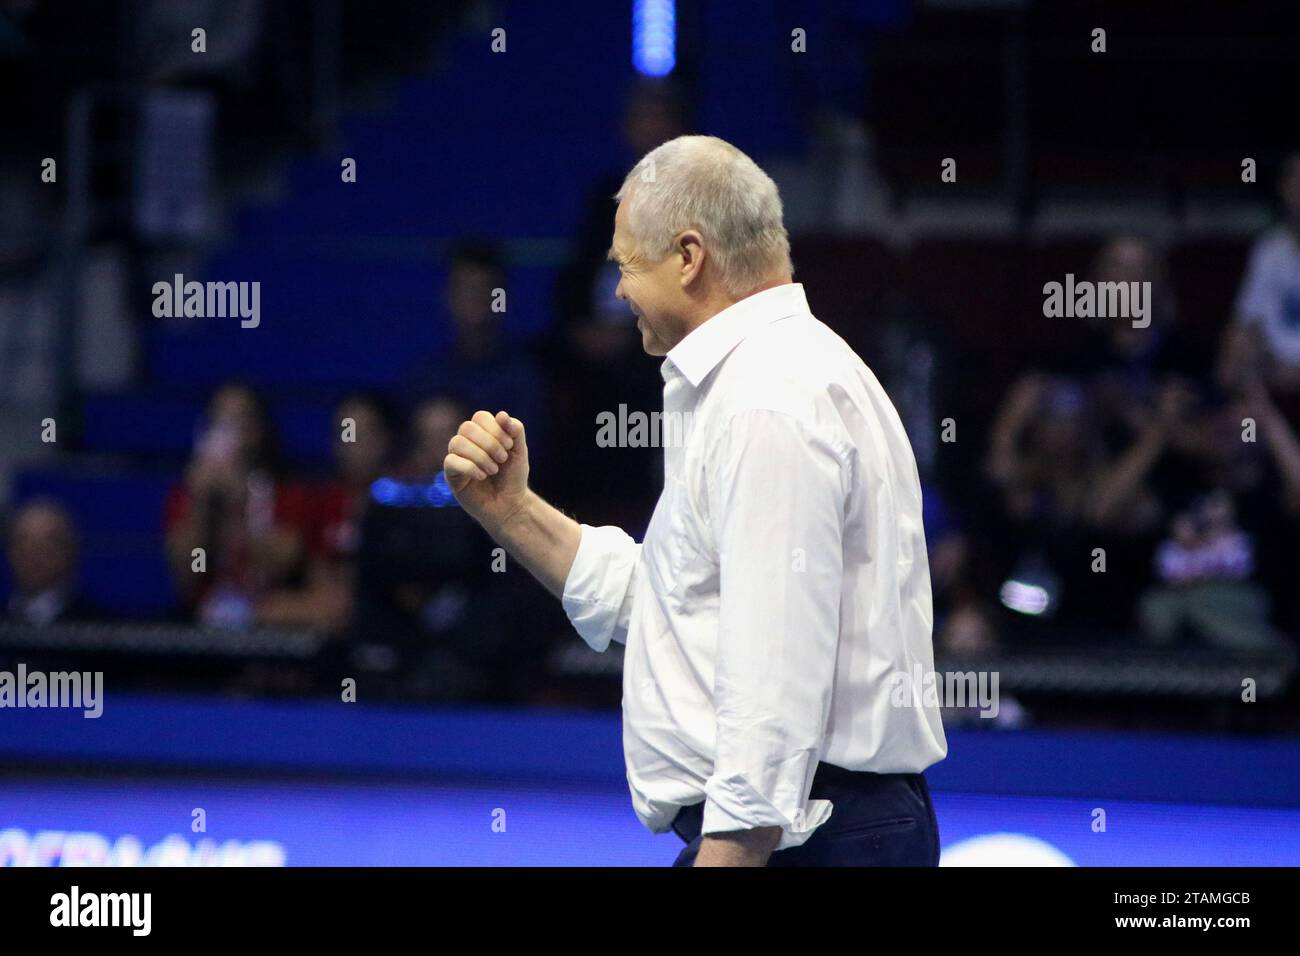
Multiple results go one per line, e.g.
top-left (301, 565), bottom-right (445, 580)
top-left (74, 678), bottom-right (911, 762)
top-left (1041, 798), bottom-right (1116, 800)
top-left (368, 472), bottom-right (460, 508)
top-left (633, 0), bottom-right (675, 77)
top-left (370, 477), bottom-right (402, 506)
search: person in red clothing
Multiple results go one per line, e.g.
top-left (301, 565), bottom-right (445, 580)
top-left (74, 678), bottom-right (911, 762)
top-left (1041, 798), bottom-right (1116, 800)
top-left (255, 392), bottom-right (396, 632)
top-left (165, 383), bottom-right (312, 628)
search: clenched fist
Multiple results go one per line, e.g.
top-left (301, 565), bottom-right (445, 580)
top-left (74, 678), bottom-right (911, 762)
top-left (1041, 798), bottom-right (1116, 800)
top-left (443, 410), bottom-right (530, 528)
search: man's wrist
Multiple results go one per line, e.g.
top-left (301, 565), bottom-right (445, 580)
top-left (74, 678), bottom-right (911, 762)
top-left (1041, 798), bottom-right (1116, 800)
top-left (495, 489), bottom-right (538, 537)
top-left (693, 828), bottom-right (781, 867)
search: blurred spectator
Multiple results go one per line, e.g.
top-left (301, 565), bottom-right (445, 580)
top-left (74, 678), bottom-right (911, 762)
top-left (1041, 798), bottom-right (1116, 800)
top-left (4, 498), bottom-right (98, 626)
top-left (1069, 367), bottom-right (1296, 647)
top-left (1086, 378), bottom-right (1201, 534)
top-left (979, 235), bottom-right (1248, 640)
top-left (553, 79), bottom-right (687, 329)
top-left (1219, 150), bottom-right (1300, 402)
top-left (546, 250), bottom-right (664, 528)
top-left (1078, 236), bottom-right (1206, 436)
top-left (1122, 337), bottom-right (1300, 647)
top-left (402, 240), bottom-right (547, 463)
top-left (164, 383), bottom-right (312, 628)
top-left (255, 392), bottom-right (396, 632)
top-left (402, 394), bottom-right (466, 480)
top-left (1138, 490), bottom-right (1277, 650)
top-left (922, 485), bottom-right (998, 657)
top-left (546, 81), bottom-right (683, 524)
top-left (1228, 378), bottom-right (1300, 635)
top-left (1241, 377), bottom-right (1300, 518)
top-left (350, 393), bottom-right (517, 701)
top-left (983, 373), bottom-right (1165, 633)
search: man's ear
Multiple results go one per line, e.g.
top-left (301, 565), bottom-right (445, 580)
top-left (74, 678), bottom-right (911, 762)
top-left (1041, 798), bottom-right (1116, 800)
top-left (677, 230), bottom-right (705, 287)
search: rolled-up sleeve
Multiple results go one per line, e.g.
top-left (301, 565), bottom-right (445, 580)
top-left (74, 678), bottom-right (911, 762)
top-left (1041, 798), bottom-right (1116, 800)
top-left (701, 409), bottom-right (848, 848)
top-left (561, 524), bottom-right (641, 651)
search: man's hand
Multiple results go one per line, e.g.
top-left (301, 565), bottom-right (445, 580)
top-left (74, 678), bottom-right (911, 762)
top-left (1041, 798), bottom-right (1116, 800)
top-left (443, 409), bottom-right (581, 598)
top-left (692, 827), bottom-right (782, 867)
top-left (444, 410), bottom-right (529, 531)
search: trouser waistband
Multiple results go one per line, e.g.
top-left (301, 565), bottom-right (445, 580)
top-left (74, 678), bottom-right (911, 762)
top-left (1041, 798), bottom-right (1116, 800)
top-left (669, 763), bottom-right (923, 845)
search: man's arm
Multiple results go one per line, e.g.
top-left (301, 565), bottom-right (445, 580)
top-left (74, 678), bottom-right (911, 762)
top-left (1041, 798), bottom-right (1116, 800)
top-left (444, 410), bottom-right (639, 651)
top-left (697, 408), bottom-right (847, 866)
top-left (487, 489), bottom-right (582, 598)
top-left (694, 826), bottom-right (783, 867)
top-left (443, 410), bottom-right (580, 596)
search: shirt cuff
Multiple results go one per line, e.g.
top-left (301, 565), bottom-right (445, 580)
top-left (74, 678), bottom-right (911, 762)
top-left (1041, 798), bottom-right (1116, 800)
top-left (560, 524), bottom-right (638, 652)
top-left (702, 772), bottom-right (834, 851)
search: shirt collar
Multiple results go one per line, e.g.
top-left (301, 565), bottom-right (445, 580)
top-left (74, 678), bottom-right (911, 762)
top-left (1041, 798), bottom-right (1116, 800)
top-left (663, 283), bottom-right (810, 388)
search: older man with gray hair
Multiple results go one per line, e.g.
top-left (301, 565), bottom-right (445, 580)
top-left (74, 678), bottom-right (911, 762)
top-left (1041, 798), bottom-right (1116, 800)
top-left (444, 135), bottom-right (946, 866)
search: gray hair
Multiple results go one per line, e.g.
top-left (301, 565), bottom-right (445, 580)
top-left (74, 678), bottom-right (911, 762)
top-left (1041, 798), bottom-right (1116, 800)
top-left (615, 135), bottom-right (792, 297)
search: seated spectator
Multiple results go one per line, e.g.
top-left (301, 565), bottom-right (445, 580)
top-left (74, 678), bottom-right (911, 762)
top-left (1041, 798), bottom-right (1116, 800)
top-left (1137, 490), bottom-right (1278, 650)
top-left (349, 393), bottom-right (514, 701)
top-left (923, 485), bottom-right (999, 658)
top-left (1208, 377), bottom-right (1300, 637)
top-left (402, 394), bottom-right (467, 480)
top-left (1240, 376), bottom-right (1300, 518)
top-left (256, 392), bottom-right (396, 632)
top-left (1082, 373), bottom-right (1296, 647)
top-left (164, 383), bottom-right (312, 629)
top-left (983, 235), bottom-right (1235, 639)
top-left (401, 240), bottom-right (547, 465)
top-left (4, 499), bottom-right (98, 626)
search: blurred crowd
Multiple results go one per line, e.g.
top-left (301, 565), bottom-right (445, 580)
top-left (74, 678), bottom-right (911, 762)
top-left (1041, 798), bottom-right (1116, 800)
top-left (8, 150), bottom-right (1300, 699)
top-left (2, 1), bottom-right (1297, 713)
top-left (925, 155), bottom-right (1300, 659)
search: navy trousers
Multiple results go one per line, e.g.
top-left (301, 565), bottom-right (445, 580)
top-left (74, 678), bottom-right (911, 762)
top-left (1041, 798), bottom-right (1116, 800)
top-left (670, 763), bottom-right (940, 867)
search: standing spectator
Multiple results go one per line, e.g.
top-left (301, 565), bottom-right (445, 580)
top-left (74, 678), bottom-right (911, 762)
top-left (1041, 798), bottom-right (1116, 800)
top-left (547, 82), bottom-right (685, 525)
top-left (1219, 150), bottom-right (1300, 403)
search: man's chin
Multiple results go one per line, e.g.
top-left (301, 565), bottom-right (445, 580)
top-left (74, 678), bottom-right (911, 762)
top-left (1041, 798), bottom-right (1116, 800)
top-left (638, 324), bottom-right (667, 357)
top-left (641, 337), bottom-right (668, 358)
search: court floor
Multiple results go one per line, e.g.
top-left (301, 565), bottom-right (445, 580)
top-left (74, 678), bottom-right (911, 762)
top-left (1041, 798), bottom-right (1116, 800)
top-left (3, 773), bottom-right (1298, 865)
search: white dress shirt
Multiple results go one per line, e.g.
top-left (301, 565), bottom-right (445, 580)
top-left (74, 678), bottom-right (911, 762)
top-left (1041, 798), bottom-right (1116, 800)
top-left (1235, 226), bottom-right (1300, 368)
top-left (561, 282), bottom-right (947, 850)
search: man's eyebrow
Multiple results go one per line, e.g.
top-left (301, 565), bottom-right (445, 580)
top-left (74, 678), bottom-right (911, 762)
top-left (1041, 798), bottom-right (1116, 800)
top-left (606, 246), bottom-right (619, 263)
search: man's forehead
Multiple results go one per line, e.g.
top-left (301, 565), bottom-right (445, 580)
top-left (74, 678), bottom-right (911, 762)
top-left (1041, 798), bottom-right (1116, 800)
top-left (608, 205), bottom-right (632, 258)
